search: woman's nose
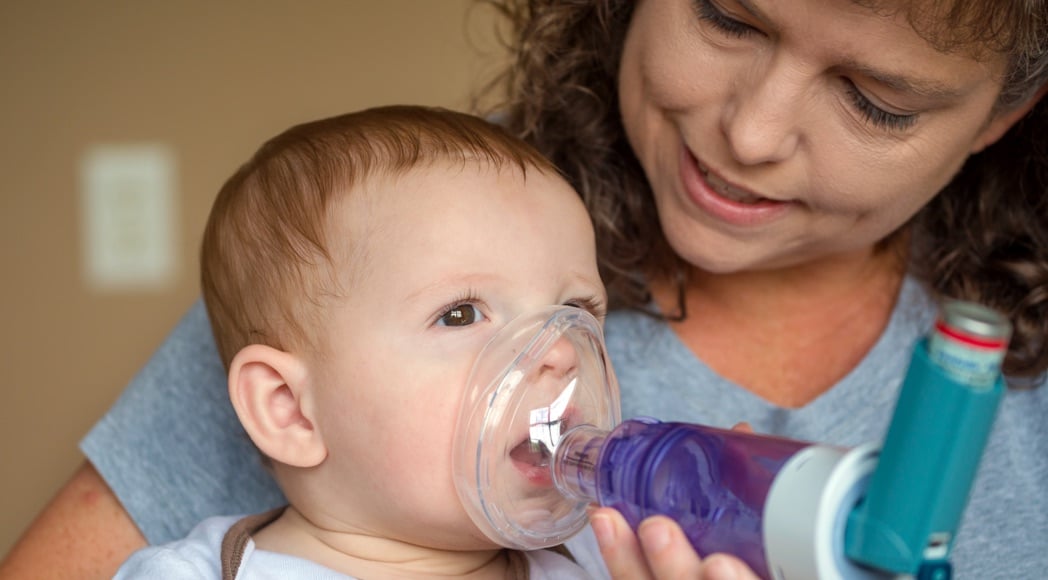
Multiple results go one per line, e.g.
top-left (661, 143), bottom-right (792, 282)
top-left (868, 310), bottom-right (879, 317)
top-left (720, 58), bottom-right (804, 166)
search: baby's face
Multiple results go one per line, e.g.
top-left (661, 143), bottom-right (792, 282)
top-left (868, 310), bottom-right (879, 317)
top-left (303, 160), bottom-right (604, 550)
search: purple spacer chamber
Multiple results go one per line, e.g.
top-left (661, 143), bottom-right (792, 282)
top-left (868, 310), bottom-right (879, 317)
top-left (554, 419), bottom-right (812, 579)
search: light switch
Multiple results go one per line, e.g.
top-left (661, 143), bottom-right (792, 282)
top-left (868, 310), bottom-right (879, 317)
top-left (81, 144), bottom-right (178, 291)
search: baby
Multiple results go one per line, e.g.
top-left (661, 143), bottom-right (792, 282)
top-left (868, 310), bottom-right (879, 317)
top-left (114, 105), bottom-right (606, 578)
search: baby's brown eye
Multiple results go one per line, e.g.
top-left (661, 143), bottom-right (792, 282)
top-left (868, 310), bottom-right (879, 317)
top-left (438, 304), bottom-right (484, 327)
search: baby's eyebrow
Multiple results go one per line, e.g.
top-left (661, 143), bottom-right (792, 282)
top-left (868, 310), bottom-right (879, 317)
top-left (403, 273), bottom-right (499, 302)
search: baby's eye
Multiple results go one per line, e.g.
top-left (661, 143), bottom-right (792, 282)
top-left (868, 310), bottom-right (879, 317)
top-left (564, 296), bottom-right (607, 321)
top-left (437, 304), bottom-right (486, 327)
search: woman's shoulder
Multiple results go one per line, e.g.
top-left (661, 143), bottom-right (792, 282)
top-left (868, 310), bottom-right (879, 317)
top-left (81, 299), bottom-right (285, 544)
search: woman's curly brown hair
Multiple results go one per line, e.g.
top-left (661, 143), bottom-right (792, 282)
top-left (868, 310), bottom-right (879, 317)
top-left (475, 0), bottom-right (1048, 382)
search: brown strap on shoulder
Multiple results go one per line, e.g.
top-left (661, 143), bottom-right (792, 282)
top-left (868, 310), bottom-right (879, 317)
top-left (548, 543), bottom-right (577, 563)
top-left (220, 507), bottom-right (287, 580)
top-left (505, 549), bottom-right (529, 579)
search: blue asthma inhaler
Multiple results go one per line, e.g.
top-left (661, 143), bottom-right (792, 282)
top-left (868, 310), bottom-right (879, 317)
top-left (844, 300), bottom-right (1011, 578)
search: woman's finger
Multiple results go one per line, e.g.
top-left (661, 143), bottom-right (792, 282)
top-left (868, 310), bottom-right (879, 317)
top-left (590, 507), bottom-right (654, 580)
top-left (700, 553), bottom-right (764, 580)
top-left (636, 515), bottom-right (705, 578)
top-left (631, 514), bottom-right (766, 580)
top-left (592, 509), bottom-right (763, 580)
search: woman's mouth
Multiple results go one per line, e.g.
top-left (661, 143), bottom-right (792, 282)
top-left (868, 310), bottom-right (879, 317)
top-left (679, 146), bottom-right (791, 226)
top-left (699, 164), bottom-right (765, 204)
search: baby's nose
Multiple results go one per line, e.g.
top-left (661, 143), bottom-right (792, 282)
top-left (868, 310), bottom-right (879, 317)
top-left (538, 335), bottom-right (579, 379)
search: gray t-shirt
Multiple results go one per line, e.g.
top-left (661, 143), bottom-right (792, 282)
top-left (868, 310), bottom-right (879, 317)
top-left (82, 278), bottom-right (1048, 578)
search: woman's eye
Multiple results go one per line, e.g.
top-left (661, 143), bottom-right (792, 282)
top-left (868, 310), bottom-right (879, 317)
top-left (692, 0), bottom-right (757, 38)
top-left (844, 80), bottom-right (919, 132)
top-left (437, 304), bottom-right (486, 327)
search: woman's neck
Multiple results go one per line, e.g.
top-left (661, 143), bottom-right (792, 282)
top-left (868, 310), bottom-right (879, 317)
top-left (252, 507), bottom-right (511, 579)
top-left (651, 248), bottom-right (905, 407)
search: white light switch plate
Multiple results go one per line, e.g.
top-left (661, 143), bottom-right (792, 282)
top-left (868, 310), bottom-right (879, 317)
top-left (81, 144), bottom-right (178, 291)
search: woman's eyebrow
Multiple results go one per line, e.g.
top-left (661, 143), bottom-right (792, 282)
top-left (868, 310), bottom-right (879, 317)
top-left (841, 58), bottom-right (965, 99)
top-left (735, 0), bottom-right (770, 26)
top-left (738, 0), bottom-right (967, 100)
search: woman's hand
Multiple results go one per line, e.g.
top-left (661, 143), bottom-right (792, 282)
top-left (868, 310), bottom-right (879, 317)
top-left (590, 507), bottom-right (760, 580)
top-left (591, 422), bottom-right (760, 580)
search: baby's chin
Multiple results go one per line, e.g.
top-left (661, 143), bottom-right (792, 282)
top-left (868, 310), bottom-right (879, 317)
top-left (443, 523), bottom-right (512, 552)
top-left (399, 520), bottom-right (508, 552)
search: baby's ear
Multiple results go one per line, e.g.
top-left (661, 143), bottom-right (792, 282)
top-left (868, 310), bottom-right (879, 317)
top-left (228, 344), bottom-right (327, 468)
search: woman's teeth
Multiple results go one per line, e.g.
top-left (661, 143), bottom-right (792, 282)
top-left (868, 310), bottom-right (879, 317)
top-left (701, 166), bottom-right (764, 204)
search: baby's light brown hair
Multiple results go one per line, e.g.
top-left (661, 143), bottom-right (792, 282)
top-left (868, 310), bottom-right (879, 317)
top-left (201, 105), bottom-right (562, 368)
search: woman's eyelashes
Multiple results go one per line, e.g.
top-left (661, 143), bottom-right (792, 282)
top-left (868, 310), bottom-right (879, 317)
top-left (692, 0), bottom-right (759, 38)
top-left (843, 80), bottom-right (919, 131)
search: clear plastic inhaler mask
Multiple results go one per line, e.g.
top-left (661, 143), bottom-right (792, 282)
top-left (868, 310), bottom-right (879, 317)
top-left (453, 306), bottom-right (620, 549)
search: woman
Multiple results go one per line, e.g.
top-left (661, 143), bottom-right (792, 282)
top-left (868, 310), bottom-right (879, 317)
top-left (486, 1), bottom-right (1047, 577)
top-left (3, 0), bottom-right (1046, 578)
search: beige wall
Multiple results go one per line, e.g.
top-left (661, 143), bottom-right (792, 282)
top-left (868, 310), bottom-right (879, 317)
top-left (0, 1), bottom-right (505, 557)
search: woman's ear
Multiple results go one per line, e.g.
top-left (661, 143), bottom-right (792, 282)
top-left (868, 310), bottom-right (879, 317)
top-left (971, 85), bottom-right (1047, 153)
top-left (228, 344), bottom-right (327, 468)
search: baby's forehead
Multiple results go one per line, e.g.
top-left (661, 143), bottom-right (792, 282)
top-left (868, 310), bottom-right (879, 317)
top-left (325, 155), bottom-right (580, 256)
top-left (342, 156), bottom-right (562, 211)
top-left (313, 160), bottom-right (589, 298)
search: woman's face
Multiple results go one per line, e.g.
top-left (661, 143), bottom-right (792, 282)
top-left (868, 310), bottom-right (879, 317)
top-left (619, 0), bottom-right (1017, 274)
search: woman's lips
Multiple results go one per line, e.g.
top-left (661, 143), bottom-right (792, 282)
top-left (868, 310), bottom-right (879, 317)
top-left (678, 146), bottom-right (791, 227)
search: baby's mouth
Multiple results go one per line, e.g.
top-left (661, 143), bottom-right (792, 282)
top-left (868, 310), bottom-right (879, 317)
top-left (510, 438), bottom-right (552, 469)
top-left (509, 435), bottom-right (556, 486)
top-left (509, 379), bottom-right (579, 485)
